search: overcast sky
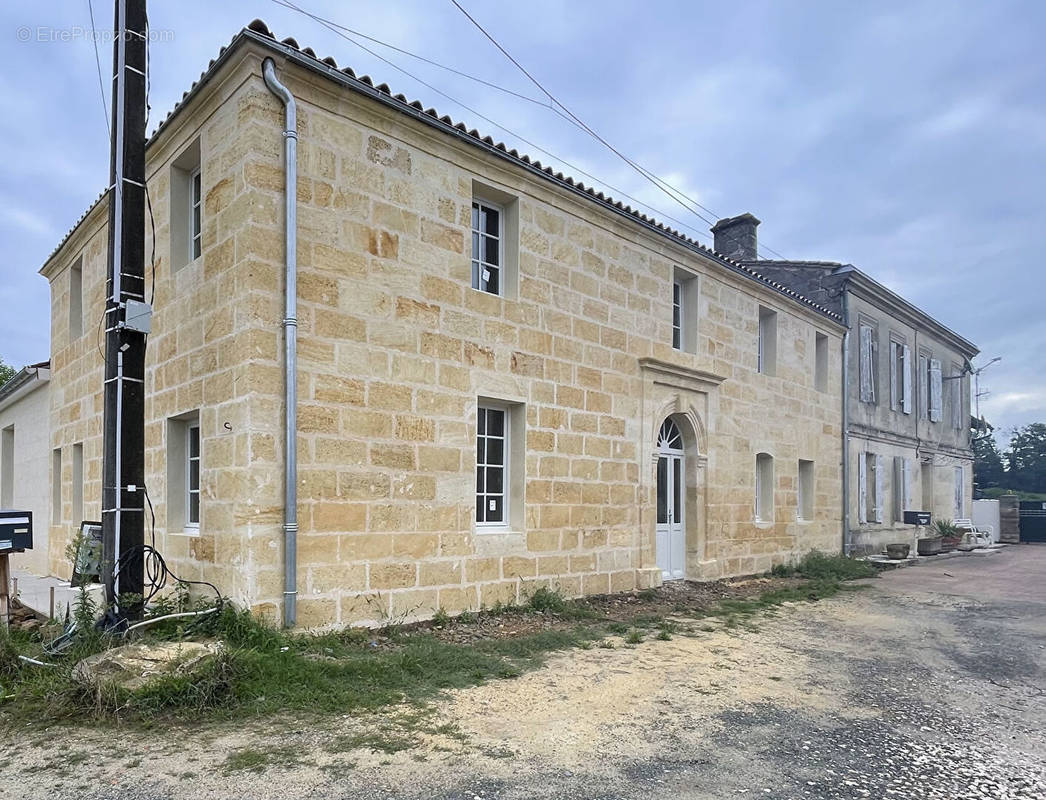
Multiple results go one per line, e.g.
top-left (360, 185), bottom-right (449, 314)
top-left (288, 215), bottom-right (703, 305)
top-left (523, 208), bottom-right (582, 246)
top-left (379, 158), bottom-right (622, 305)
top-left (1, 1), bottom-right (1042, 442)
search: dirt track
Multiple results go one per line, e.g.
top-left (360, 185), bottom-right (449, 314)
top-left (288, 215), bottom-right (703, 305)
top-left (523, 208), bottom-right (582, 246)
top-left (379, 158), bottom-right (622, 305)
top-left (4, 546), bottom-right (1045, 799)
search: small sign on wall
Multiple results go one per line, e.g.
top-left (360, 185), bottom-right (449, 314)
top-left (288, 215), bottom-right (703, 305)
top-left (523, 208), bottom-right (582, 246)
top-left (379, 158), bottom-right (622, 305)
top-left (903, 510), bottom-right (932, 526)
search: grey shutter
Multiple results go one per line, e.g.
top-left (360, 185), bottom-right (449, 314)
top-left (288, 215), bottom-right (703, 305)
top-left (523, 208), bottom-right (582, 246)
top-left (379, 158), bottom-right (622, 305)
top-left (902, 345), bottom-right (912, 414)
top-left (955, 466), bottom-right (964, 518)
top-left (903, 458), bottom-right (912, 514)
top-left (857, 454), bottom-right (867, 524)
top-left (929, 359), bottom-right (943, 422)
top-left (859, 326), bottom-right (874, 402)
top-left (894, 457), bottom-right (904, 520)
top-left (873, 454), bottom-right (884, 523)
top-left (889, 342), bottom-right (899, 410)
top-left (951, 373), bottom-right (963, 429)
top-left (918, 355), bottom-right (928, 419)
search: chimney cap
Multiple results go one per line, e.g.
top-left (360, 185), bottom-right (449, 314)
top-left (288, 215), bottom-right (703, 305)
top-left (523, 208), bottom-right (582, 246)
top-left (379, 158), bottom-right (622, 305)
top-left (711, 212), bottom-right (761, 233)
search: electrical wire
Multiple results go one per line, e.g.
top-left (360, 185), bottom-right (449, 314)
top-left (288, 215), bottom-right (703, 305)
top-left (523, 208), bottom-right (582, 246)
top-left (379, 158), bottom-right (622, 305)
top-left (270, 0), bottom-right (555, 110)
top-left (271, 0), bottom-right (718, 244)
top-left (447, 0), bottom-right (792, 261)
top-left (86, 0), bottom-right (110, 139)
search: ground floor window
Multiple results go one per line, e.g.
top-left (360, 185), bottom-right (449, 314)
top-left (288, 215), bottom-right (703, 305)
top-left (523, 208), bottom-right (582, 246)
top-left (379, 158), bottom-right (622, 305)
top-left (476, 405), bottom-right (508, 528)
top-left (797, 459), bottom-right (814, 521)
top-left (755, 452), bottom-right (774, 522)
top-left (166, 411), bottom-right (201, 533)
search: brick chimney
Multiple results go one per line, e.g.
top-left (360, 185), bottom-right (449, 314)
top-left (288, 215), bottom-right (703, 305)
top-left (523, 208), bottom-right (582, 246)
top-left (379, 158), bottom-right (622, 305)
top-left (711, 213), bottom-right (760, 261)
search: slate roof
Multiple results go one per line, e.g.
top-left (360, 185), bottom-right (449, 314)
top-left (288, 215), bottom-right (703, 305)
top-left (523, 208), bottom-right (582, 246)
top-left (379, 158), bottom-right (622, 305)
top-left (42, 20), bottom-right (842, 322)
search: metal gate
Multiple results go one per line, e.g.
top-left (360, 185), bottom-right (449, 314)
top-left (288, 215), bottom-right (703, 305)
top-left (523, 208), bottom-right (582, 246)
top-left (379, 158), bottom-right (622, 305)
top-left (1019, 501), bottom-right (1046, 543)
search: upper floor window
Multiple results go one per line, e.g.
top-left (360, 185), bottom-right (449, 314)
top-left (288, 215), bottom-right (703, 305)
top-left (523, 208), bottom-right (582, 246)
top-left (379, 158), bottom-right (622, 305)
top-left (471, 200), bottom-right (502, 295)
top-left (672, 267), bottom-right (698, 353)
top-left (758, 306), bottom-right (777, 376)
top-left (950, 363), bottom-right (965, 430)
top-left (170, 138), bottom-right (201, 273)
top-left (190, 168), bottom-right (202, 262)
top-left (672, 281), bottom-right (682, 350)
top-left (858, 322), bottom-right (878, 404)
top-left (928, 357), bottom-right (943, 422)
top-left (889, 338), bottom-right (912, 414)
top-left (814, 332), bottom-right (829, 392)
top-left (69, 257), bottom-right (83, 340)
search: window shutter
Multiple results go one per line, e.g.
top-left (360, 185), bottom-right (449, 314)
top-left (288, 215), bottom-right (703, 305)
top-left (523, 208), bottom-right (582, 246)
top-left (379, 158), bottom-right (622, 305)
top-left (951, 374), bottom-right (963, 429)
top-left (954, 466), bottom-right (964, 518)
top-left (929, 359), bottom-right (943, 422)
top-left (857, 455), bottom-right (867, 524)
top-left (903, 458), bottom-right (911, 514)
top-left (918, 355), bottom-right (928, 419)
top-left (902, 345), bottom-right (912, 414)
top-left (889, 342), bottom-right (899, 410)
top-left (894, 457), bottom-right (903, 520)
top-left (859, 326), bottom-right (874, 402)
top-left (873, 454), bottom-right (884, 523)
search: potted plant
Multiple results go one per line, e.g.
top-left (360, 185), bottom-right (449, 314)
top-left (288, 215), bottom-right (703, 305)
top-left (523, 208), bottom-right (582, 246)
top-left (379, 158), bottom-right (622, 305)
top-left (886, 543), bottom-right (911, 560)
top-left (933, 519), bottom-right (962, 553)
top-left (917, 535), bottom-right (942, 556)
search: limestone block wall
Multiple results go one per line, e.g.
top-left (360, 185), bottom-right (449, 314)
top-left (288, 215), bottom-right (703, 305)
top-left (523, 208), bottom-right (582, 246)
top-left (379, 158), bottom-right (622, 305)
top-left (230, 50), bottom-right (844, 628)
top-left (40, 43), bottom-right (845, 629)
top-left (0, 380), bottom-right (51, 576)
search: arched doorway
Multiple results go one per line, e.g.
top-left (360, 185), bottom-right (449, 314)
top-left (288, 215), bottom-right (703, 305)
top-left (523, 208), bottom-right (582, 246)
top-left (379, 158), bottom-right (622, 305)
top-left (656, 418), bottom-right (686, 580)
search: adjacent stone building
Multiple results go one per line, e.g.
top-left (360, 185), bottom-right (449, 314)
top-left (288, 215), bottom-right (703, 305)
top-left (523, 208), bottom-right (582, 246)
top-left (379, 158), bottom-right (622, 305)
top-left (0, 362), bottom-right (52, 577)
top-left (37, 22), bottom-right (845, 628)
top-left (712, 214), bottom-right (978, 556)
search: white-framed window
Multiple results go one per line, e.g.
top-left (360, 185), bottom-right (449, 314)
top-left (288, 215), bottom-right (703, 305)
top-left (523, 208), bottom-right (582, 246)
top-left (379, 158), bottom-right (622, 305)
top-left (167, 411), bottom-right (200, 534)
top-left (476, 405), bottom-right (508, 527)
top-left (797, 459), bottom-right (814, 521)
top-left (814, 332), bottom-right (829, 392)
top-left (190, 167), bottom-right (202, 262)
top-left (758, 306), bottom-right (777, 376)
top-left (71, 443), bottom-right (84, 527)
top-left (859, 321), bottom-right (878, 404)
top-left (186, 423), bottom-right (200, 528)
top-left (471, 199), bottom-right (503, 295)
top-left (69, 256), bottom-right (83, 339)
top-left (170, 138), bottom-right (201, 273)
top-left (755, 452), bottom-right (774, 522)
top-left (672, 280), bottom-right (683, 350)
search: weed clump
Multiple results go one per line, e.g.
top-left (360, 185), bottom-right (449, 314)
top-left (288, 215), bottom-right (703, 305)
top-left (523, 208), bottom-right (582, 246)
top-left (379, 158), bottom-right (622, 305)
top-left (770, 550), bottom-right (876, 581)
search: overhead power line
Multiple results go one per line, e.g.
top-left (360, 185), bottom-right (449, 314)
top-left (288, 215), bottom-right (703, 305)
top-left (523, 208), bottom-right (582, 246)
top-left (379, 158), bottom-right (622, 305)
top-left (271, 0), bottom-right (721, 244)
top-left (447, 0), bottom-right (791, 261)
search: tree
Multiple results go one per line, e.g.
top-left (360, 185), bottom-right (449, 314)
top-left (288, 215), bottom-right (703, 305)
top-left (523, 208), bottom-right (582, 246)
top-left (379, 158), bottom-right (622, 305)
top-left (1006, 423), bottom-right (1046, 494)
top-left (972, 431), bottom-right (1006, 496)
top-left (0, 356), bottom-right (15, 387)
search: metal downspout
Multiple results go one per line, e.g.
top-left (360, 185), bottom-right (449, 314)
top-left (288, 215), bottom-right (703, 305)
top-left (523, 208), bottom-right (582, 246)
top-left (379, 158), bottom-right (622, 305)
top-left (841, 289), bottom-right (851, 556)
top-left (262, 58), bottom-right (298, 627)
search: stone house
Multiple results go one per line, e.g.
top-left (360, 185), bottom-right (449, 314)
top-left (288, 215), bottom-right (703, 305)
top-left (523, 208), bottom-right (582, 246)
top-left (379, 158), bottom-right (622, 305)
top-left (36, 22), bottom-right (845, 628)
top-left (0, 362), bottom-right (52, 577)
top-left (712, 214), bottom-right (978, 556)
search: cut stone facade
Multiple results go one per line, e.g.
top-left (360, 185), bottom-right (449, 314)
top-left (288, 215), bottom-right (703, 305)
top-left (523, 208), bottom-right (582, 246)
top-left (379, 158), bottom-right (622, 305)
top-left (37, 30), bottom-right (845, 628)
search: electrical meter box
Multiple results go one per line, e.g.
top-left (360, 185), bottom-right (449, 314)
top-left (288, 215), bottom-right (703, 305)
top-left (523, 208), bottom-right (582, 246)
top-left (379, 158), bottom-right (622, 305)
top-left (0, 510), bottom-right (32, 552)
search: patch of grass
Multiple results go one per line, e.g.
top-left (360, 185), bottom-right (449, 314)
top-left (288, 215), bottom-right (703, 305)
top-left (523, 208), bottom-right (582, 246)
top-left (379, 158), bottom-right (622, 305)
top-left (223, 745), bottom-right (306, 774)
top-left (326, 731), bottom-right (415, 755)
top-left (770, 550), bottom-right (877, 581)
top-left (431, 608), bottom-right (451, 627)
top-left (624, 629), bottom-right (644, 645)
top-left (637, 588), bottom-right (658, 601)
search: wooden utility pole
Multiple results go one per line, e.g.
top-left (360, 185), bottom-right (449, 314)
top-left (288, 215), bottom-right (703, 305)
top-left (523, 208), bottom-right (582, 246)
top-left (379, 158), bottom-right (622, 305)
top-left (101, 0), bottom-right (148, 618)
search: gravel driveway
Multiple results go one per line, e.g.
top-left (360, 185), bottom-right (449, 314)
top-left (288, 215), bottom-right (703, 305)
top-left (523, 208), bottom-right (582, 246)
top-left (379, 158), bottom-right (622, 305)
top-left (5, 546), bottom-right (1045, 799)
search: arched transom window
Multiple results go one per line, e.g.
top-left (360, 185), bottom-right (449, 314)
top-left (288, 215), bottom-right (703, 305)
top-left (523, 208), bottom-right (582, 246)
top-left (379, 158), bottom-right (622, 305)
top-left (657, 418), bottom-right (684, 453)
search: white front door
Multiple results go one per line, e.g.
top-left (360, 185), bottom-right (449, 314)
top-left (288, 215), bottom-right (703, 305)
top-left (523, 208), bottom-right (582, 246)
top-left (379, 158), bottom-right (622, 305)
top-left (656, 419), bottom-right (685, 581)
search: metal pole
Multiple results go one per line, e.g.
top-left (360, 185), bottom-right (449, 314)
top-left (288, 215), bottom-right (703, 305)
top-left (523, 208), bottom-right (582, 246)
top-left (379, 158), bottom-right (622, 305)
top-left (101, 0), bottom-right (148, 618)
